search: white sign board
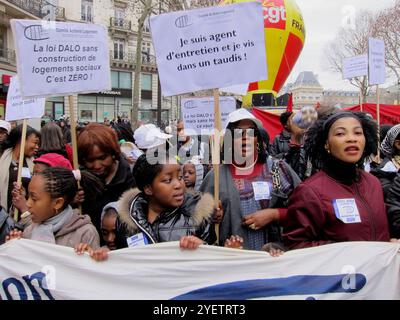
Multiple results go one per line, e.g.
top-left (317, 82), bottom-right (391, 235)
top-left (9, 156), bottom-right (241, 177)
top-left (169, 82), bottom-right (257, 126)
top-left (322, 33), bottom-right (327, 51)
top-left (5, 76), bottom-right (45, 121)
top-left (10, 20), bottom-right (111, 98)
top-left (1, 240), bottom-right (400, 300)
top-left (181, 97), bottom-right (236, 135)
top-left (150, 2), bottom-right (267, 96)
top-left (369, 38), bottom-right (386, 86)
top-left (342, 54), bottom-right (368, 80)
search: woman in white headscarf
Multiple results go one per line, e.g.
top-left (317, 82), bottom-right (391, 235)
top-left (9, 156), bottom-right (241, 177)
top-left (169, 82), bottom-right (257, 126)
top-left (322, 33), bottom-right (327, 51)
top-left (371, 124), bottom-right (400, 198)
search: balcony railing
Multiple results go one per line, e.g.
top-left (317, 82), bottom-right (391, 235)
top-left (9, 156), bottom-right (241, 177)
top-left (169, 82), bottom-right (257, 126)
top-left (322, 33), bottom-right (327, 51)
top-left (110, 51), bottom-right (157, 69)
top-left (6, 0), bottom-right (65, 20)
top-left (141, 53), bottom-right (157, 67)
top-left (81, 13), bottom-right (93, 22)
top-left (110, 51), bottom-right (135, 64)
top-left (0, 47), bottom-right (16, 65)
top-left (110, 17), bottom-right (132, 32)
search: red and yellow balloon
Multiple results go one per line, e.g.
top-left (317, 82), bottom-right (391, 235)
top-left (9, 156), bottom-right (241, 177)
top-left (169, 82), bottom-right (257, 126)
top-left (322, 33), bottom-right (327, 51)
top-left (219, 0), bottom-right (306, 107)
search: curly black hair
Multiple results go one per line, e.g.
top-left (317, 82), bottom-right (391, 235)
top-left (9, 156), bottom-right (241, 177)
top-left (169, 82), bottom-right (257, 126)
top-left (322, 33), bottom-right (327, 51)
top-left (304, 111), bottom-right (378, 170)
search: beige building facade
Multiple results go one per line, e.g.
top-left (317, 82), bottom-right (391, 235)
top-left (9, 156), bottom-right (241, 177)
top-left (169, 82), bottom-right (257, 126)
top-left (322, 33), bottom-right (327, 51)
top-left (0, 0), bottom-right (179, 125)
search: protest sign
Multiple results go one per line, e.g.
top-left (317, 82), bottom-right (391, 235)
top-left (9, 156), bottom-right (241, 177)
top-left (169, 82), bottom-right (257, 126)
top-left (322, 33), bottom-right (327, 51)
top-left (369, 38), bottom-right (386, 86)
top-left (10, 20), bottom-right (111, 98)
top-left (1, 240), bottom-right (399, 300)
top-left (342, 54), bottom-right (368, 80)
top-left (150, 2), bottom-right (267, 96)
top-left (181, 97), bottom-right (236, 135)
top-left (5, 76), bottom-right (45, 121)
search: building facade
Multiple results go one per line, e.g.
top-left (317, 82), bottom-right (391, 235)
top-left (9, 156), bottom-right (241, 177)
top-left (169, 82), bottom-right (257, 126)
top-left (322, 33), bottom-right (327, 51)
top-left (291, 71), bottom-right (323, 110)
top-left (0, 0), bottom-right (179, 125)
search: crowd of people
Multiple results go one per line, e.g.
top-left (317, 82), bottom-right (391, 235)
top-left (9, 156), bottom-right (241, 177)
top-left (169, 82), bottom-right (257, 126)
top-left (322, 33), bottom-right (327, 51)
top-left (1, 105), bottom-right (400, 264)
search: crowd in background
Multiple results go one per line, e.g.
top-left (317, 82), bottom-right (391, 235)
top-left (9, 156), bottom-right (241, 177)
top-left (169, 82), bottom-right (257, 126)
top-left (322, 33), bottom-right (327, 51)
top-left (1, 104), bottom-right (400, 262)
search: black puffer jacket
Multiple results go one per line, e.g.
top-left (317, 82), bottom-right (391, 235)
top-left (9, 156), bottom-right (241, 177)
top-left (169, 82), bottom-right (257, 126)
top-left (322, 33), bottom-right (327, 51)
top-left (270, 131), bottom-right (291, 159)
top-left (385, 173), bottom-right (400, 238)
top-left (0, 206), bottom-right (22, 245)
top-left (118, 189), bottom-right (216, 246)
top-left (370, 157), bottom-right (399, 200)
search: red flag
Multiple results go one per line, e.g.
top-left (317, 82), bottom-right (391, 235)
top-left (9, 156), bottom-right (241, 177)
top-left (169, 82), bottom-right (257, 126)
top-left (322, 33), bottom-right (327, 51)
top-left (286, 93), bottom-right (293, 112)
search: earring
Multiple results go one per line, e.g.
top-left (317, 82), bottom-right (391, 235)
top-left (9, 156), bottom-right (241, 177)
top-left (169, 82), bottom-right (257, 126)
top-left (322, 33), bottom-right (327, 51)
top-left (257, 142), bottom-right (261, 152)
top-left (55, 208), bottom-right (59, 215)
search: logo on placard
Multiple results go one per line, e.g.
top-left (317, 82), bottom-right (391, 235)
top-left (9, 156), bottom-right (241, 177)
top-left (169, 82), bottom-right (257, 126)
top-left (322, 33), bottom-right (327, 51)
top-left (24, 25), bottom-right (50, 40)
top-left (175, 15), bottom-right (192, 28)
top-left (184, 101), bottom-right (196, 109)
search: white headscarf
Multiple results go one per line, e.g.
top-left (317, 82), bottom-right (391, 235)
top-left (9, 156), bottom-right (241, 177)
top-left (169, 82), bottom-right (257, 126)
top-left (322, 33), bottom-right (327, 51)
top-left (381, 124), bottom-right (400, 158)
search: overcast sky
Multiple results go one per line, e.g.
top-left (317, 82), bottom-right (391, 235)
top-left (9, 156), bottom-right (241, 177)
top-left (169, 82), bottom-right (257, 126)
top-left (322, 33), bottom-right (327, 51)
top-left (287, 0), bottom-right (395, 91)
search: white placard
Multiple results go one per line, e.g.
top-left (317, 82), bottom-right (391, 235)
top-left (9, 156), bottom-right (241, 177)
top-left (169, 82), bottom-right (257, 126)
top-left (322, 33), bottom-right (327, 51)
top-left (150, 2), bottom-right (267, 96)
top-left (368, 38), bottom-right (386, 86)
top-left (10, 20), bottom-right (111, 98)
top-left (5, 76), bottom-right (45, 121)
top-left (342, 54), bottom-right (368, 80)
top-left (181, 97), bottom-right (237, 135)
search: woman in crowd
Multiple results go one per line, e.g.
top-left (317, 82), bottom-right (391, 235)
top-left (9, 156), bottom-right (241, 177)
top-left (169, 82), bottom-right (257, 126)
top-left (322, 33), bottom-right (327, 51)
top-left (371, 124), bottom-right (400, 198)
top-left (58, 119), bottom-right (71, 144)
top-left (6, 166), bottom-right (100, 249)
top-left (200, 109), bottom-right (301, 251)
top-left (78, 123), bottom-right (135, 232)
top-left (38, 122), bottom-right (73, 165)
top-left (0, 125), bottom-right (40, 216)
top-left (283, 111), bottom-right (391, 250)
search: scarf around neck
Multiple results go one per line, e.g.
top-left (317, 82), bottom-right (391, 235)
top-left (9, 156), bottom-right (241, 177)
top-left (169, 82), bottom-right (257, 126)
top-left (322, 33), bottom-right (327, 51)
top-left (30, 205), bottom-right (74, 244)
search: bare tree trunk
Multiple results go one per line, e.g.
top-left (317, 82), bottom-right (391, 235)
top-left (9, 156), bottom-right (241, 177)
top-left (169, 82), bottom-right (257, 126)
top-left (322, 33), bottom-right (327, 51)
top-left (132, 0), bottom-right (153, 128)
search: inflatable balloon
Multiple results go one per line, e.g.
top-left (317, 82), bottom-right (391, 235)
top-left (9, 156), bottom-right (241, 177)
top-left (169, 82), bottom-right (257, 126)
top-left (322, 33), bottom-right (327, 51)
top-left (220, 0), bottom-right (306, 107)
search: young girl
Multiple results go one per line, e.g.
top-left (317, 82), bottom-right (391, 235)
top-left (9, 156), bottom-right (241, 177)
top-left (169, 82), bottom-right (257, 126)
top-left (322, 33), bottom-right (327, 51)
top-left (182, 160), bottom-right (204, 193)
top-left (6, 167), bottom-right (100, 249)
top-left (76, 153), bottom-right (217, 260)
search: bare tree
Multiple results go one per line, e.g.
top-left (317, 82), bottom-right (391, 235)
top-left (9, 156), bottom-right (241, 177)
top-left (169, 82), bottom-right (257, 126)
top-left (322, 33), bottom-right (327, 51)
top-left (131, 0), bottom-right (219, 126)
top-left (324, 11), bottom-right (378, 100)
top-left (373, 0), bottom-right (400, 83)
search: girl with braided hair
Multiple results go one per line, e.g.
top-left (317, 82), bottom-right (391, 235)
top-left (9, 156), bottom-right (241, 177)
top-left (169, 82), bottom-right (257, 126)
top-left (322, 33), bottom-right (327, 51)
top-left (6, 167), bottom-right (100, 249)
top-left (283, 111), bottom-right (393, 250)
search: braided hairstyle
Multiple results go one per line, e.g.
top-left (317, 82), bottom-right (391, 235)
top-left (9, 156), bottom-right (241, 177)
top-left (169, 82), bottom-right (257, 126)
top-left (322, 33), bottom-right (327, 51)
top-left (37, 167), bottom-right (105, 209)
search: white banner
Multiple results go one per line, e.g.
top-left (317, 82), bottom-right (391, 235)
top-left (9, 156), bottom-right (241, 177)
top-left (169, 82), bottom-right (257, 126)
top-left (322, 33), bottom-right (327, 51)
top-left (342, 54), bottom-right (368, 80)
top-left (150, 2), bottom-right (267, 96)
top-left (181, 97), bottom-right (236, 135)
top-left (0, 240), bottom-right (399, 300)
top-left (369, 38), bottom-right (386, 86)
top-left (10, 20), bottom-right (111, 98)
top-left (5, 76), bottom-right (45, 121)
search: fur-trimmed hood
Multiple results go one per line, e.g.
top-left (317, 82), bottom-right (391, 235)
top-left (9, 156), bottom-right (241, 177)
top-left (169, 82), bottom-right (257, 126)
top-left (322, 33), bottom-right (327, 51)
top-left (118, 188), bottom-right (215, 236)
